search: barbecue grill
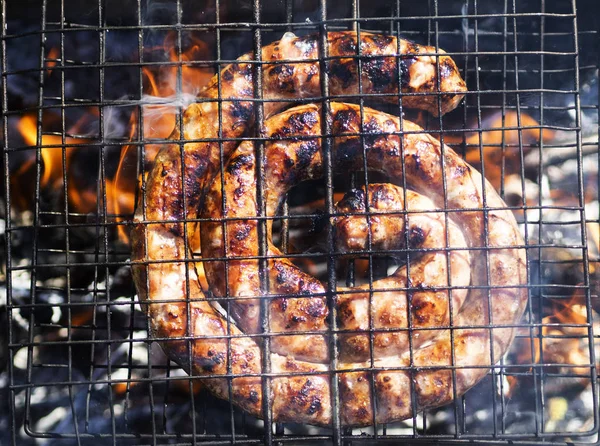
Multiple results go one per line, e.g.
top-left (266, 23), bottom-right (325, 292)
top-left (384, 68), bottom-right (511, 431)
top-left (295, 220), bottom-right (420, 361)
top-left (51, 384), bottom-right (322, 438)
top-left (2, 0), bottom-right (599, 444)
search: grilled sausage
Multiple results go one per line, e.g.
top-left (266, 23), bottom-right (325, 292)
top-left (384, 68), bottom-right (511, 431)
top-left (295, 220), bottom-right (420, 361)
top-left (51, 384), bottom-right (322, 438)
top-left (128, 33), bottom-right (521, 427)
top-left (201, 150), bottom-right (472, 363)
top-left (193, 102), bottom-right (527, 425)
top-left (135, 31), bottom-right (467, 247)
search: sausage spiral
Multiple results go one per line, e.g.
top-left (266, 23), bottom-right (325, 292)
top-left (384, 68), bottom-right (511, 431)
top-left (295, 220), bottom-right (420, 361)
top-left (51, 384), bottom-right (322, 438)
top-left (131, 31), bottom-right (527, 426)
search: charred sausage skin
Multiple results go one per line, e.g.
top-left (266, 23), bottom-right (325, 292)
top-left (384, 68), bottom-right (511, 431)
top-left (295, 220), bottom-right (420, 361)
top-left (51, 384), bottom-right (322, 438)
top-left (127, 33), bottom-right (524, 427)
top-left (136, 31), bottom-right (467, 244)
top-left (195, 103), bottom-right (527, 425)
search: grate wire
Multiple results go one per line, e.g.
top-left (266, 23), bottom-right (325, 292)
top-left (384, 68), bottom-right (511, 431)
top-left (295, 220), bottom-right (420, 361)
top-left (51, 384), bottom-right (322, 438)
top-left (1, 0), bottom-right (599, 445)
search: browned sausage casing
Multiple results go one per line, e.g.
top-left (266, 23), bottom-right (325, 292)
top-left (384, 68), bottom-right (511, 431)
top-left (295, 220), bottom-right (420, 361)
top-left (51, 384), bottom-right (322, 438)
top-left (195, 102), bottom-right (527, 425)
top-left (128, 32), bottom-right (526, 427)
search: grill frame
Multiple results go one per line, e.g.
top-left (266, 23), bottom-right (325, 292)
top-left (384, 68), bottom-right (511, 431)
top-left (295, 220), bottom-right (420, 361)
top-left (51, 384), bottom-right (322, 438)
top-left (2, 0), bottom-right (599, 444)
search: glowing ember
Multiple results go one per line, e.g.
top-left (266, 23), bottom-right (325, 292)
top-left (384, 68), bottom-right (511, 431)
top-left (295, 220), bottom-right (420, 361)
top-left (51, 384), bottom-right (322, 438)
top-left (508, 287), bottom-right (600, 394)
top-left (444, 111), bottom-right (555, 190)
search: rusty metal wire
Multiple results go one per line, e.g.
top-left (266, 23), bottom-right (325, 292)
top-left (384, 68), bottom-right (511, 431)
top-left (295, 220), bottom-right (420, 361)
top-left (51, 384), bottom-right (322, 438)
top-left (2, 0), bottom-right (599, 444)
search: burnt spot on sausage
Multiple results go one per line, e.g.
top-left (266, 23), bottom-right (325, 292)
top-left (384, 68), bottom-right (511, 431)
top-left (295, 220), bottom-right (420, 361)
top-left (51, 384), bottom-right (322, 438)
top-left (364, 57), bottom-right (397, 91)
top-left (338, 188), bottom-right (366, 212)
top-left (230, 100), bottom-right (253, 120)
top-left (333, 108), bottom-right (360, 133)
top-left (166, 200), bottom-right (185, 237)
top-left (335, 34), bottom-right (358, 55)
top-left (188, 149), bottom-right (209, 170)
top-left (296, 140), bottom-right (319, 168)
top-left (231, 350), bottom-right (254, 371)
top-left (439, 57), bottom-right (455, 81)
top-left (275, 264), bottom-right (292, 285)
top-left (273, 111), bottom-right (319, 139)
top-left (404, 40), bottom-right (419, 55)
top-left (234, 223), bottom-right (252, 241)
top-left (452, 163), bottom-right (468, 179)
top-left (222, 69), bottom-right (234, 82)
top-left (287, 110), bottom-right (319, 133)
top-left (304, 298), bottom-right (328, 319)
top-left (336, 298), bottom-right (357, 326)
top-left (305, 63), bottom-right (319, 83)
top-left (363, 117), bottom-right (383, 133)
top-left (248, 390), bottom-right (259, 404)
top-left (274, 264), bottom-right (320, 295)
top-left (238, 87), bottom-right (253, 98)
top-left (406, 152), bottom-right (431, 182)
top-left (233, 186), bottom-right (245, 200)
top-left (201, 349), bottom-right (226, 372)
top-left (226, 154), bottom-right (254, 174)
top-left (371, 184), bottom-right (392, 206)
top-left (183, 165), bottom-right (204, 199)
top-left (291, 379), bottom-right (310, 406)
top-left (301, 278), bottom-right (325, 296)
top-left (330, 60), bottom-right (354, 88)
top-left (408, 226), bottom-right (426, 248)
top-left (400, 56), bottom-right (416, 88)
top-left (395, 396), bottom-right (406, 409)
top-left (269, 63), bottom-right (295, 93)
top-left (295, 35), bottom-right (318, 56)
top-left (307, 397), bottom-right (322, 415)
top-left (284, 357), bottom-right (300, 372)
top-left (270, 64), bottom-right (293, 77)
top-left (336, 138), bottom-right (363, 167)
top-left (234, 62), bottom-right (252, 78)
top-left (363, 117), bottom-right (385, 148)
top-left (366, 33), bottom-right (394, 51)
top-left (278, 298), bottom-right (288, 312)
top-left (355, 407), bottom-right (369, 420)
top-left (283, 155), bottom-right (295, 169)
top-left (291, 379), bottom-right (322, 415)
top-left (167, 196), bottom-right (184, 216)
top-left (412, 298), bottom-right (435, 325)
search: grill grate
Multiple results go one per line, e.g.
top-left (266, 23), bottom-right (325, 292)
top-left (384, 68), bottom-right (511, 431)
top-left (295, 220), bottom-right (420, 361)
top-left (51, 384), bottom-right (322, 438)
top-left (2, 0), bottom-right (599, 445)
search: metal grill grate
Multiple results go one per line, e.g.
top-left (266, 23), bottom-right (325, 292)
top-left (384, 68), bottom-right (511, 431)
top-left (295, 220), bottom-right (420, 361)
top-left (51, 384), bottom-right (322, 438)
top-left (2, 0), bottom-right (599, 444)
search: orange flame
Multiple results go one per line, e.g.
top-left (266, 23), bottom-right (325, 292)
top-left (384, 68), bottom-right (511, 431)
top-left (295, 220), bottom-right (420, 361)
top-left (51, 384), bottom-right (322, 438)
top-left (17, 115), bottom-right (89, 187)
top-left (12, 32), bottom-right (214, 244)
top-left (46, 47), bottom-right (60, 76)
top-left (111, 31), bottom-right (214, 244)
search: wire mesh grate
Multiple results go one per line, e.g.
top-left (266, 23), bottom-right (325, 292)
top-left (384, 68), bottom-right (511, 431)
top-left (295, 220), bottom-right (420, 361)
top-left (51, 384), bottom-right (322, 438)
top-left (1, 0), bottom-right (599, 445)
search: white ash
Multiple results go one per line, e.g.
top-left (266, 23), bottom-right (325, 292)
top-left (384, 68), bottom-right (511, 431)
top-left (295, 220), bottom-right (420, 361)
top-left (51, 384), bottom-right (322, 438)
top-left (34, 406), bottom-right (68, 438)
top-left (12, 347), bottom-right (35, 370)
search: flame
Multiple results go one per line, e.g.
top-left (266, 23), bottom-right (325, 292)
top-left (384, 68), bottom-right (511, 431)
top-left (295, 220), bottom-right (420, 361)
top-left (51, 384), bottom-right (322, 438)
top-left (46, 47), bottom-right (60, 76)
top-left (111, 31), bottom-right (214, 244)
top-left (15, 115), bottom-right (89, 188)
top-left (12, 32), bottom-right (214, 245)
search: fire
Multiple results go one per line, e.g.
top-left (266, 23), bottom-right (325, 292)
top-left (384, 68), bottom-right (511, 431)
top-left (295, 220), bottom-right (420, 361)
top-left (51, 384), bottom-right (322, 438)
top-left (17, 114), bottom-right (67, 189)
top-left (111, 31), bottom-right (214, 243)
top-left (11, 33), bottom-right (214, 244)
top-left (45, 46), bottom-right (60, 76)
top-left (13, 113), bottom-right (94, 210)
